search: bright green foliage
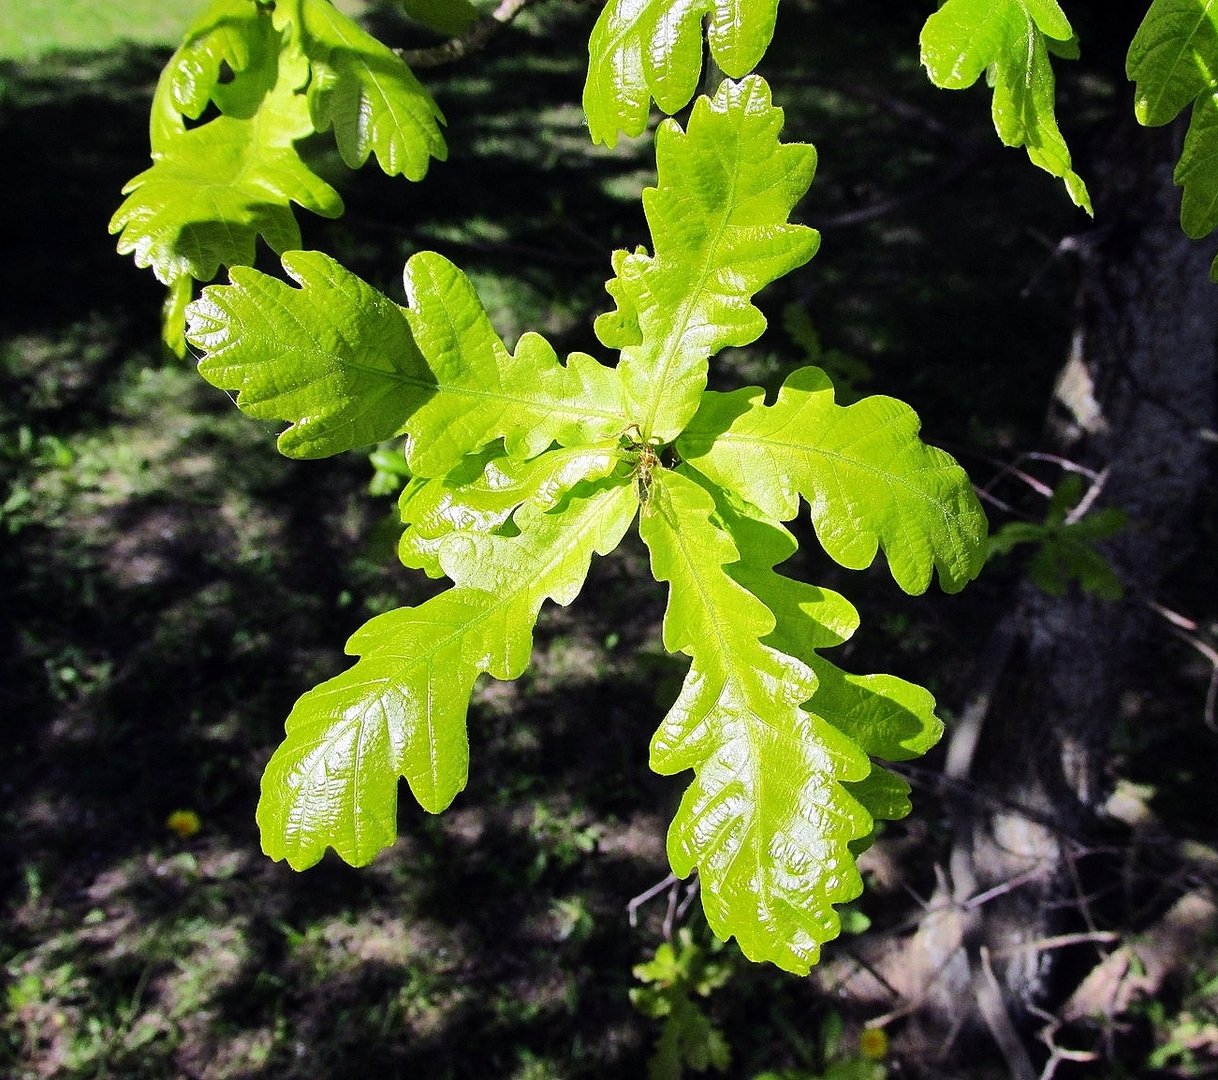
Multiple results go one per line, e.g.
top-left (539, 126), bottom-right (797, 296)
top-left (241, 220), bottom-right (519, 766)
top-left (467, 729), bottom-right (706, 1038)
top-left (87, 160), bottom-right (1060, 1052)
top-left (188, 250), bottom-right (429, 458)
top-left (598, 77), bottom-right (821, 442)
top-left (257, 481), bottom-right (639, 868)
top-left (920, 0), bottom-right (1092, 213)
top-left (187, 249), bottom-right (628, 469)
top-left (276, 0), bottom-right (446, 178)
top-left (1128, 0), bottom-right (1218, 278)
top-left (678, 367), bottom-right (987, 595)
top-left (583, 0), bottom-right (780, 145)
top-left (187, 74), bottom-right (985, 970)
top-left (640, 468), bottom-right (873, 969)
top-left (631, 928), bottom-right (735, 1079)
top-left (110, 0), bottom-right (443, 347)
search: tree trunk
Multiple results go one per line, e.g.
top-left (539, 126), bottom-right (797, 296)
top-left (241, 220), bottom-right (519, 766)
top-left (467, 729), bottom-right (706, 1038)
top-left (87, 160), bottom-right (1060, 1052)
top-left (878, 125), bottom-right (1218, 1075)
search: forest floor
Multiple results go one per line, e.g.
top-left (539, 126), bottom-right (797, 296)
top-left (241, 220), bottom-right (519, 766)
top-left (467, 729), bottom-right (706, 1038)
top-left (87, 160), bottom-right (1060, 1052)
top-left (4, 3), bottom-right (1218, 1079)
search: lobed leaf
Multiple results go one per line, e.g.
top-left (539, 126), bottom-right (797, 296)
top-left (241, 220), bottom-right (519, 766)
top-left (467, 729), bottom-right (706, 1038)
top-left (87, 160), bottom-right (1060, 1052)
top-left (259, 480), bottom-right (639, 869)
top-left (640, 468), bottom-right (872, 973)
top-left (601, 76), bottom-right (820, 443)
top-left (186, 251), bottom-right (629, 469)
top-left (399, 252), bottom-right (628, 475)
top-left (111, 12), bottom-right (344, 285)
top-left (163, 0), bottom-right (269, 120)
top-left (398, 442), bottom-right (623, 576)
top-left (277, 0), bottom-right (446, 179)
top-left (920, 0), bottom-right (1092, 213)
top-left (583, 0), bottom-right (780, 146)
top-left (1128, 0), bottom-right (1218, 276)
top-left (187, 251), bottom-right (428, 458)
top-left (709, 490), bottom-right (942, 838)
top-left (678, 366), bottom-right (987, 595)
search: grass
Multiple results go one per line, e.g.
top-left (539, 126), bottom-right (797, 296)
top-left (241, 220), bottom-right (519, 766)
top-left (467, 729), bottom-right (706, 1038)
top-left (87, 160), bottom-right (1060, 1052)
top-left (0, 0), bottom-right (370, 62)
top-left (0, 0), bottom-right (203, 61)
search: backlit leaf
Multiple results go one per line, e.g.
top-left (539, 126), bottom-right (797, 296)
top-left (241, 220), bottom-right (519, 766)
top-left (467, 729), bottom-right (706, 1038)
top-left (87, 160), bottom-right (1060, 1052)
top-left (920, 0), bottom-right (1092, 213)
top-left (259, 480), bottom-right (638, 869)
top-left (1128, 0), bottom-right (1218, 276)
top-left (187, 251), bottom-right (427, 458)
top-left (678, 366), bottom-right (987, 594)
top-left (187, 251), bottom-right (629, 469)
top-left (278, 0), bottom-right (446, 179)
top-left (600, 76), bottom-right (820, 442)
top-left (110, 14), bottom-right (343, 284)
top-left (583, 0), bottom-right (779, 145)
top-left (640, 468), bottom-right (872, 973)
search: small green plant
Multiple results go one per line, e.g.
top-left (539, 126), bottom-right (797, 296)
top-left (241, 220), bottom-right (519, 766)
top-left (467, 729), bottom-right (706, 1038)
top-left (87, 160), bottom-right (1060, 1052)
top-left (988, 473), bottom-right (1126, 599)
top-left (631, 927), bottom-right (735, 1080)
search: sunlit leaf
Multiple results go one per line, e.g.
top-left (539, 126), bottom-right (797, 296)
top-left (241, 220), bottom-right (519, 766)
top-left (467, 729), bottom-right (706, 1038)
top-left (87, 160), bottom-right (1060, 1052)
top-left (641, 468), bottom-right (872, 973)
top-left (679, 366), bottom-right (987, 594)
top-left (600, 76), bottom-right (819, 442)
top-left (1128, 0), bottom-right (1218, 277)
top-left (583, 0), bottom-right (779, 145)
top-left (259, 481), bottom-right (639, 868)
top-left (920, 0), bottom-right (1091, 213)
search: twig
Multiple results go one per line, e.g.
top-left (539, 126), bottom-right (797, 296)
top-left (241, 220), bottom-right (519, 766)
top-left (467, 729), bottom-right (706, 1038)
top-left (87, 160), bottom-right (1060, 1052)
top-left (1146, 600), bottom-right (1218, 730)
top-left (400, 0), bottom-right (540, 69)
top-left (627, 872), bottom-right (677, 928)
top-left (976, 945), bottom-right (1037, 1080)
top-left (989, 930), bottom-right (1118, 960)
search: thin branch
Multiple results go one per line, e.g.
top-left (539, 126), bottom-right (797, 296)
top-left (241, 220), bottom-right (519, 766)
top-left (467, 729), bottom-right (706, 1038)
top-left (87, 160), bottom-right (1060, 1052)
top-left (399, 0), bottom-right (540, 69)
top-left (989, 930), bottom-right (1119, 960)
top-left (627, 872), bottom-right (678, 928)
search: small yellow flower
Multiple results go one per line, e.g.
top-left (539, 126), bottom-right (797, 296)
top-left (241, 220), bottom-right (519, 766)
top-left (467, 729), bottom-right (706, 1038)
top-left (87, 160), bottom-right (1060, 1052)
top-left (859, 1026), bottom-right (889, 1060)
top-left (166, 809), bottom-right (201, 839)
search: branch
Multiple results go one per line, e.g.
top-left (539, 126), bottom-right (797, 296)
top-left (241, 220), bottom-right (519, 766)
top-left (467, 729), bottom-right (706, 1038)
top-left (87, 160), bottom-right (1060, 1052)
top-left (400, 0), bottom-right (541, 69)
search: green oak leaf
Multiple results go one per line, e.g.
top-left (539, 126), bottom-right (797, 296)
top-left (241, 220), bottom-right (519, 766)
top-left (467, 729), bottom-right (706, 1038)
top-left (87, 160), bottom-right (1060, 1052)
top-left (111, 26), bottom-right (343, 284)
top-left (186, 251), bottom-right (629, 469)
top-left (920, 0), bottom-right (1092, 213)
top-left (640, 467), bottom-right (872, 973)
top-left (163, 0), bottom-right (268, 121)
top-left (276, 0), bottom-right (446, 179)
top-left (1128, 0), bottom-right (1218, 278)
top-left (400, 253), bottom-right (628, 475)
top-left (678, 366), bottom-right (987, 595)
top-left (259, 480), bottom-right (639, 869)
top-left (708, 487), bottom-right (942, 836)
top-left (600, 76), bottom-right (820, 443)
top-left (583, 0), bottom-right (779, 145)
top-left (398, 441), bottom-right (623, 576)
top-left (187, 250), bottom-right (428, 458)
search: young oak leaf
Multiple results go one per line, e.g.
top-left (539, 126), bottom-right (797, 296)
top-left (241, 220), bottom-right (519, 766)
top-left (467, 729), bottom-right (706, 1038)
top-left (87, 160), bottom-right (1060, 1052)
top-left (1128, 0), bottom-right (1218, 277)
top-left (111, 35), bottom-right (343, 285)
top-left (400, 252), bottom-right (628, 476)
top-left (583, 0), bottom-right (779, 145)
top-left (398, 441), bottom-right (623, 577)
top-left (677, 366), bottom-right (987, 595)
top-left (599, 76), bottom-right (820, 443)
top-left (161, 0), bottom-right (269, 121)
top-left (187, 250), bottom-right (430, 458)
top-left (640, 467), bottom-right (872, 974)
top-left (708, 489), bottom-right (942, 840)
top-left (274, 0), bottom-right (446, 180)
top-left (259, 479), bottom-right (639, 869)
top-left (920, 0), bottom-right (1092, 213)
top-left (186, 251), bottom-right (628, 470)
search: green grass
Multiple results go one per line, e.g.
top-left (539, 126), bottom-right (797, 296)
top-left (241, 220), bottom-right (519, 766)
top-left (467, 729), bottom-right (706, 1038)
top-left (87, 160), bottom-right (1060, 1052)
top-left (0, 0), bottom-right (201, 61)
top-left (0, 0), bottom-right (370, 62)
